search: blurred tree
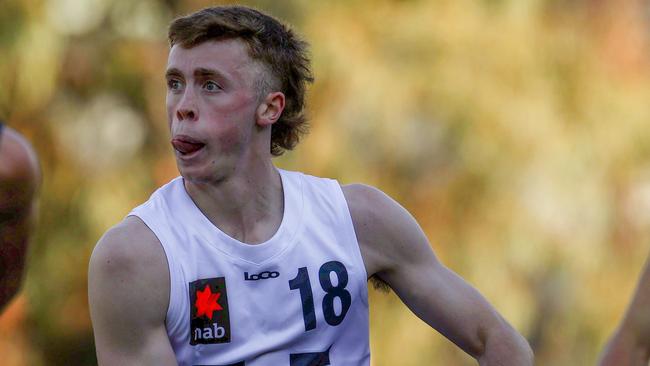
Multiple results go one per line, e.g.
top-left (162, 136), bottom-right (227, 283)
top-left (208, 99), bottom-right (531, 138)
top-left (0, 0), bottom-right (649, 365)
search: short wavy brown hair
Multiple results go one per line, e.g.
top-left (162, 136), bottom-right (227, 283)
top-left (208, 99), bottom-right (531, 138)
top-left (168, 5), bottom-right (314, 156)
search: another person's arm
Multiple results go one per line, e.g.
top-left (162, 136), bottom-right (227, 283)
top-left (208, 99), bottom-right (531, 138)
top-left (88, 216), bottom-right (177, 365)
top-left (598, 256), bottom-right (650, 366)
top-left (0, 126), bottom-right (40, 310)
top-left (343, 184), bottom-right (534, 365)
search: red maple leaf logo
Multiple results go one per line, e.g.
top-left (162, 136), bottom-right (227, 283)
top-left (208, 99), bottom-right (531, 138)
top-left (195, 284), bottom-right (223, 320)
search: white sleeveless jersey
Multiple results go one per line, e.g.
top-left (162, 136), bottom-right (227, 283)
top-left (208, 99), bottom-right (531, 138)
top-left (128, 169), bottom-right (370, 366)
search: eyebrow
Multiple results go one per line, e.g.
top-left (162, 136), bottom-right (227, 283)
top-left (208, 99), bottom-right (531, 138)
top-left (165, 68), bottom-right (183, 79)
top-left (194, 68), bottom-right (225, 79)
top-left (164, 67), bottom-right (227, 80)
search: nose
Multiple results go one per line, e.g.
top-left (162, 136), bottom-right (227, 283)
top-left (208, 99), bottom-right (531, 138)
top-left (176, 88), bottom-right (198, 122)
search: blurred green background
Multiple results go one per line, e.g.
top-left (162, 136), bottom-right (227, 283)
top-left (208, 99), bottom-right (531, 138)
top-left (1, 0), bottom-right (650, 364)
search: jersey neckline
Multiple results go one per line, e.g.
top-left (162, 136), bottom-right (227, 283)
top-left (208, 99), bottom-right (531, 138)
top-left (176, 168), bottom-right (304, 265)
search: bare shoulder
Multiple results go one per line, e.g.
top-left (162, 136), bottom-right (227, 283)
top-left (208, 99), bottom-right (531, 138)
top-left (341, 183), bottom-right (435, 278)
top-left (89, 217), bottom-right (176, 363)
top-left (341, 183), bottom-right (408, 228)
top-left (0, 127), bottom-right (40, 211)
top-left (340, 183), bottom-right (397, 241)
top-left (0, 126), bottom-right (40, 189)
top-left (89, 215), bottom-right (169, 327)
top-left (91, 216), bottom-right (167, 275)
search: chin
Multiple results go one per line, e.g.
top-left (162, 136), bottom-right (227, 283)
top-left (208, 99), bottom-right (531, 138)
top-left (178, 166), bottom-right (211, 184)
top-left (177, 161), bottom-right (228, 185)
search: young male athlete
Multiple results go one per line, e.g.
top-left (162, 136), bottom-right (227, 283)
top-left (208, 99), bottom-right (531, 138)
top-left (88, 6), bottom-right (533, 365)
top-left (0, 122), bottom-right (40, 311)
top-left (598, 256), bottom-right (650, 366)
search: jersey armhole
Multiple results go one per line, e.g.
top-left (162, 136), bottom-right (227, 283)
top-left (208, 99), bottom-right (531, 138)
top-left (331, 181), bottom-right (370, 307)
top-left (127, 210), bottom-right (184, 335)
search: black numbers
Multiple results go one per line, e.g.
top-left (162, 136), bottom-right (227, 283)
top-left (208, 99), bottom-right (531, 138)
top-left (319, 261), bottom-right (351, 326)
top-left (290, 346), bottom-right (331, 366)
top-left (288, 261), bottom-right (351, 332)
top-left (206, 347), bottom-right (331, 366)
top-left (289, 267), bottom-right (317, 331)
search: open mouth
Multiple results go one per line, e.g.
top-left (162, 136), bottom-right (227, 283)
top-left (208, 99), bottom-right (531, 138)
top-left (171, 135), bottom-right (206, 155)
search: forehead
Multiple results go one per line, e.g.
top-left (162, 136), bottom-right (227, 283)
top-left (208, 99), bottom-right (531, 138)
top-left (167, 39), bottom-right (258, 77)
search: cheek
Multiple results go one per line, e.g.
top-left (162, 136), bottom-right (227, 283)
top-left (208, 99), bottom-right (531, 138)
top-left (166, 95), bottom-right (176, 128)
top-left (217, 89), bottom-right (258, 115)
top-left (208, 93), bottom-right (258, 151)
top-left (215, 123), bottom-right (245, 152)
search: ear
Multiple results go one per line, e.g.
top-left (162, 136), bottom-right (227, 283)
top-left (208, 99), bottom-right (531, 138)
top-left (256, 92), bottom-right (285, 127)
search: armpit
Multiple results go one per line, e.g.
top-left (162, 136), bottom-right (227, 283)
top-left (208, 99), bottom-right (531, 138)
top-left (369, 274), bottom-right (391, 293)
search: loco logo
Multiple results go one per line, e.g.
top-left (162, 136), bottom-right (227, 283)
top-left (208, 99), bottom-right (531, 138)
top-left (244, 270), bottom-right (280, 281)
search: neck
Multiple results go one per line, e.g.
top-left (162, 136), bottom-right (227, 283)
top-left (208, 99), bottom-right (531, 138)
top-left (183, 159), bottom-right (284, 245)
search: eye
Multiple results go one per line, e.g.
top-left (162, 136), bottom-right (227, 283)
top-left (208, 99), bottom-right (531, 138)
top-left (203, 80), bottom-right (221, 92)
top-left (167, 79), bottom-right (183, 91)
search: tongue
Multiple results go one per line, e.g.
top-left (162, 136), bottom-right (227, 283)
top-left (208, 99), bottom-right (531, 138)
top-left (172, 139), bottom-right (204, 154)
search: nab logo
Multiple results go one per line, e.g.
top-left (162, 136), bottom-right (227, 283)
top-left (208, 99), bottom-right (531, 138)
top-left (189, 277), bottom-right (231, 345)
top-left (244, 270), bottom-right (280, 281)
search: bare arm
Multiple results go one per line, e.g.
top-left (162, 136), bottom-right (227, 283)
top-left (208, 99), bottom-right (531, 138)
top-left (343, 184), bottom-right (533, 365)
top-left (88, 216), bottom-right (177, 365)
top-left (0, 126), bottom-right (40, 310)
top-left (598, 256), bottom-right (650, 366)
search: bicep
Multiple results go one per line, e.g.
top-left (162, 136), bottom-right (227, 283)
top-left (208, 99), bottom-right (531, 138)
top-left (384, 253), bottom-right (500, 357)
top-left (0, 179), bottom-right (38, 309)
top-left (0, 215), bottom-right (31, 309)
top-left (345, 184), bottom-right (507, 357)
top-left (88, 221), bottom-right (176, 365)
top-left (0, 128), bottom-right (40, 307)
